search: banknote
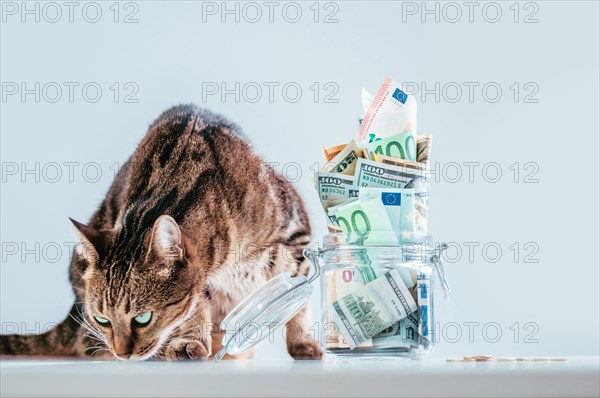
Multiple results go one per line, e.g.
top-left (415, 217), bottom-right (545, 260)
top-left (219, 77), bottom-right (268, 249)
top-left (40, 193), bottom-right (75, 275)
top-left (320, 140), bottom-right (364, 176)
top-left (373, 312), bottom-right (419, 349)
top-left (332, 269), bottom-right (374, 348)
top-left (334, 197), bottom-right (398, 245)
top-left (358, 187), bottom-right (415, 242)
top-left (322, 142), bottom-right (346, 161)
top-left (326, 197), bottom-right (357, 226)
top-left (375, 154), bottom-right (427, 173)
top-left (405, 177), bottom-right (430, 234)
top-left (416, 134), bottom-right (432, 165)
top-left (358, 77), bottom-right (418, 144)
top-left (361, 88), bottom-right (374, 116)
top-left (316, 172), bottom-right (357, 208)
top-left (331, 266), bottom-right (418, 349)
top-left (417, 271), bottom-right (431, 342)
top-left (330, 268), bottom-right (418, 349)
top-left (369, 130), bottom-right (417, 162)
top-left (354, 158), bottom-right (426, 189)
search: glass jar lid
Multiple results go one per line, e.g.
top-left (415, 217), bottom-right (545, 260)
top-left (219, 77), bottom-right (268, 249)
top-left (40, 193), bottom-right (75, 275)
top-left (214, 267), bottom-right (317, 361)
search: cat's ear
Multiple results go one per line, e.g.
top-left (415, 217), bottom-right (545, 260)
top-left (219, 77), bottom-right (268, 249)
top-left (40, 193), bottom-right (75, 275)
top-left (149, 215), bottom-right (184, 262)
top-left (69, 218), bottom-right (105, 266)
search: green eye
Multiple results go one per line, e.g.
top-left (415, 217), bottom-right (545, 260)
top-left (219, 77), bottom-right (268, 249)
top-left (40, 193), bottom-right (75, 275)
top-left (133, 311), bottom-right (152, 326)
top-left (94, 316), bottom-right (111, 326)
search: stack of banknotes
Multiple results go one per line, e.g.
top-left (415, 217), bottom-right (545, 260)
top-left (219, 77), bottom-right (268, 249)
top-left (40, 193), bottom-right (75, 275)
top-left (316, 77), bottom-right (432, 245)
top-left (316, 77), bottom-right (435, 351)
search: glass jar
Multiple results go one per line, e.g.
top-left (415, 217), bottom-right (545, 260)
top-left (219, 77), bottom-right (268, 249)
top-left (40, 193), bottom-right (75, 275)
top-left (304, 233), bottom-right (450, 361)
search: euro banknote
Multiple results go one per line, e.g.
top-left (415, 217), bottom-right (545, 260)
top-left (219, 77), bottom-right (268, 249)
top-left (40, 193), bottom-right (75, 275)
top-left (358, 77), bottom-right (417, 144)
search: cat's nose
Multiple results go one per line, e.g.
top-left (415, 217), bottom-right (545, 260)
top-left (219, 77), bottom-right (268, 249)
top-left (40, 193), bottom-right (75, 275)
top-left (116, 351), bottom-right (132, 360)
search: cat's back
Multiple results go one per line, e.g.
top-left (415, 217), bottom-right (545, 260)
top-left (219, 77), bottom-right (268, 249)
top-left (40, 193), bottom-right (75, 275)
top-left (124, 105), bottom-right (262, 204)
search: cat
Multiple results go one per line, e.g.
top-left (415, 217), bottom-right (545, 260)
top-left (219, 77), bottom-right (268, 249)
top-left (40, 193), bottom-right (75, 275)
top-left (0, 105), bottom-right (322, 361)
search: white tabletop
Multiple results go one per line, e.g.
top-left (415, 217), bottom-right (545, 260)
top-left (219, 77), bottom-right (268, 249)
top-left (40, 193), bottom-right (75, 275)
top-left (1, 356), bottom-right (598, 398)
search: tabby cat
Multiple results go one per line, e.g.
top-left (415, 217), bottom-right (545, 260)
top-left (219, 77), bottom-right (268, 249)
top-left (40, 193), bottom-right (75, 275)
top-left (0, 105), bottom-right (322, 361)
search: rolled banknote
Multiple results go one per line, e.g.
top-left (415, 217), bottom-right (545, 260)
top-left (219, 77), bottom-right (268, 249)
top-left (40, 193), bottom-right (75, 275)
top-left (358, 77), bottom-right (417, 144)
top-left (330, 268), bottom-right (418, 349)
top-left (320, 140), bottom-right (364, 176)
top-left (416, 135), bottom-right (432, 165)
top-left (368, 130), bottom-right (417, 162)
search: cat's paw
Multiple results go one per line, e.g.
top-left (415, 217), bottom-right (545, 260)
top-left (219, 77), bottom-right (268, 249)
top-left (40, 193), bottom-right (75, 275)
top-left (164, 337), bottom-right (210, 361)
top-left (287, 340), bottom-right (323, 360)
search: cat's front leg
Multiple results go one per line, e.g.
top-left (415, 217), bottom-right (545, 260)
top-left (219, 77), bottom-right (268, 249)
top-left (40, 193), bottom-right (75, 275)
top-left (285, 303), bottom-right (323, 360)
top-left (163, 306), bottom-right (212, 361)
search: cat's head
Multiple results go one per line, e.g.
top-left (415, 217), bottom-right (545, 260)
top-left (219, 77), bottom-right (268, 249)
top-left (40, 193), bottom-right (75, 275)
top-left (70, 215), bottom-right (202, 360)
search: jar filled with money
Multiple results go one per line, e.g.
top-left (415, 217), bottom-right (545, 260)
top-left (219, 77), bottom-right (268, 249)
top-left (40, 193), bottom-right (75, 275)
top-left (304, 233), bottom-right (450, 360)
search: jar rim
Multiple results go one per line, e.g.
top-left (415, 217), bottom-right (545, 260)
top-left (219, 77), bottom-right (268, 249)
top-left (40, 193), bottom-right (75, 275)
top-left (320, 232), bottom-right (442, 253)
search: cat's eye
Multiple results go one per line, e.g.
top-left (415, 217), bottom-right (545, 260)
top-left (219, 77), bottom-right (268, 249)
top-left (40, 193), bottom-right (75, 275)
top-left (94, 316), bottom-right (111, 326)
top-left (133, 311), bottom-right (152, 326)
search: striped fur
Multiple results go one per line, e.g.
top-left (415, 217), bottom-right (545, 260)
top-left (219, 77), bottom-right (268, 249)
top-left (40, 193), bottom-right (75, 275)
top-left (1, 105), bottom-right (321, 360)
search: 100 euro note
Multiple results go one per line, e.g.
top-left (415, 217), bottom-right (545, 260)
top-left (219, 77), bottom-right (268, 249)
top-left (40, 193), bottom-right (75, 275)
top-left (330, 268), bottom-right (417, 349)
top-left (358, 187), bottom-right (416, 242)
top-left (354, 158), bottom-right (429, 234)
top-left (331, 196), bottom-right (398, 245)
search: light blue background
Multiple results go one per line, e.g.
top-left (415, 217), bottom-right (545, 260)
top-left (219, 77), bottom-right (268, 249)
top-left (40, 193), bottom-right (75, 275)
top-left (1, 1), bottom-right (598, 360)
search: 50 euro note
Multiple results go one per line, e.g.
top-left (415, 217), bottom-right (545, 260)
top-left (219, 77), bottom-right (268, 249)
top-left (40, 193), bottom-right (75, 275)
top-left (330, 268), bottom-right (417, 349)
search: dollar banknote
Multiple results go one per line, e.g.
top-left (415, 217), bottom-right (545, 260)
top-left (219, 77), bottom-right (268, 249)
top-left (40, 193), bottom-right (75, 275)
top-left (316, 172), bottom-right (357, 208)
top-left (354, 158), bottom-right (426, 189)
top-left (329, 267), bottom-right (419, 349)
top-left (372, 312), bottom-right (419, 349)
top-left (330, 268), bottom-right (417, 349)
top-left (332, 268), bottom-right (374, 348)
top-left (375, 154), bottom-right (427, 172)
top-left (321, 140), bottom-right (364, 176)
